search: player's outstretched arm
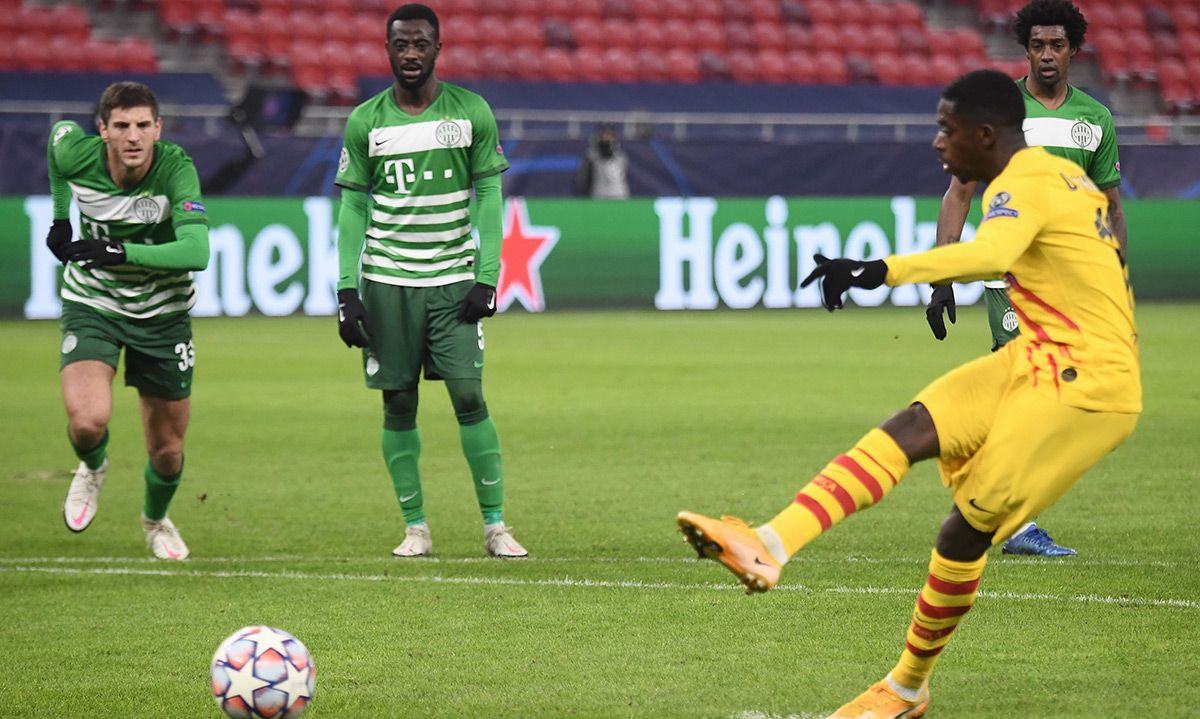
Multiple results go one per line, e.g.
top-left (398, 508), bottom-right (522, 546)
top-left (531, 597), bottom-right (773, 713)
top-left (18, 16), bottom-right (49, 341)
top-left (799, 254), bottom-right (888, 311)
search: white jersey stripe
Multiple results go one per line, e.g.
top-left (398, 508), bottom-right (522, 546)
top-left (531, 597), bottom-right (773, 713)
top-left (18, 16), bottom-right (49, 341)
top-left (371, 189), bottom-right (471, 208)
top-left (366, 237), bottom-right (475, 260)
top-left (366, 226), bottom-right (474, 244)
top-left (368, 120), bottom-right (474, 156)
top-left (68, 182), bottom-right (170, 224)
top-left (1022, 117), bottom-right (1102, 152)
top-left (363, 270), bottom-right (476, 287)
top-left (61, 287), bottom-right (194, 318)
top-left (371, 207), bottom-right (471, 225)
top-left (363, 253), bottom-right (473, 273)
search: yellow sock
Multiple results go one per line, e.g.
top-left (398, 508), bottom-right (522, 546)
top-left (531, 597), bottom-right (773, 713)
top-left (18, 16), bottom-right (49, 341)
top-left (890, 549), bottom-right (988, 690)
top-left (764, 428), bottom-right (910, 558)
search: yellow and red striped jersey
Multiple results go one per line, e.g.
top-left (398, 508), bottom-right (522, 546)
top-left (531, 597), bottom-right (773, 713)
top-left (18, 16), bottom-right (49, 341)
top-left (887, 147), bottom-right (1141, 413)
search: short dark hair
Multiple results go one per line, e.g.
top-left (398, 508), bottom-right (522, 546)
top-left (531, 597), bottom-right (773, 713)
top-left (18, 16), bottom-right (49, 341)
top-left (1013, 0), bottom-right (1087, 49)
top-left (942, 70), bottom-right (1026, 130)
top-left (98, 81), bottom-right (159, 123)
top-left (386, 3), bottom-right (439, 41)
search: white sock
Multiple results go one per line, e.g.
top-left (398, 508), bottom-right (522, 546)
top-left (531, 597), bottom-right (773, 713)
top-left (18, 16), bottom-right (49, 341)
top-left (885, 672), bottom-right (926, 702)
top-left (755, 524), bottom-right (790, 566)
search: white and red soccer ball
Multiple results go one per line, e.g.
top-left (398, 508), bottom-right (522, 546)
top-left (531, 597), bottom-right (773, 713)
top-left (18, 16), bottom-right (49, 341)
top-left (210, 625), bottom-right (315, 718)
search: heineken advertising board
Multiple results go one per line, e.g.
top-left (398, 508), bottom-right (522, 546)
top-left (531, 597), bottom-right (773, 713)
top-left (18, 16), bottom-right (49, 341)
top-left (3, 195), bottom-right (1196, 319)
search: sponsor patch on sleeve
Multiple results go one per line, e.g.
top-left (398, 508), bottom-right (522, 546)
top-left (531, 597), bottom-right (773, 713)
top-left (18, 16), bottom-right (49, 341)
top-left (495, 144), bottom-right (504, 155)
top-left (338, 147), bottom-right (349, 174)
top-left (53, 124), bottom-right (74, 146)
top-left (181, 200), bottom-right (207, 213)
top-left (983, 191), bottom-right (1019, 221)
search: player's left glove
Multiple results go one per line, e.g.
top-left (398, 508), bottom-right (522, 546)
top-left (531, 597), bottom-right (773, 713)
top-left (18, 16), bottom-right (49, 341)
top-left (336, 288), bottom-right (370, 348)
top-left (799, 254), bottom-right (887, 311)
top-left (64, 239), bottom-right (127, 270)
top-left (46, 219), bottom-right (74, 263)
top-left (458, 282), bottom-right (497, 323)
top-left (926, 284), bottom-right (957, 341)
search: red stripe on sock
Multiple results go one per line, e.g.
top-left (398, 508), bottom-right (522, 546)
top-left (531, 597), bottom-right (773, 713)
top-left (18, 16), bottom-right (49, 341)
top-left (926, 574), bottom-right (981, 596)
top-left (917, 595), bottom-right (971, 619)
top-left (832, 455), bottom-right (883, 502)
top-left (794, 493), bottom-right (832, 531)
top-left (857, 448), bottom-right (898, 487)
top-left (910, 623), bottom-right (958, 642)
top-left (814, 475), bottom-right (858, 516)
top-left (905, 640), bottom-right (946, 658)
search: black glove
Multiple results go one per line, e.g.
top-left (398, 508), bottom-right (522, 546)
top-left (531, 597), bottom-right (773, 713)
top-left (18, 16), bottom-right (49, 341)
top-left (458, 282), bottom-right (497, 323)
top-left (64, 239), bottom-right (126, 270)
top-left (46, 219), bottom-right (73, 263)
top-left (926, 284), bottom-right (957, 341)
top-left (336, 288), bottom-right (370, 348)
top-left (799, 254), bottom-right (888, 311)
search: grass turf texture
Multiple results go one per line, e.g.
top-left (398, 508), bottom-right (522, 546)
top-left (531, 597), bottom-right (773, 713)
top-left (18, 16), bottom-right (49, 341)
top-left (1, 305), bottom-right (1197, 718)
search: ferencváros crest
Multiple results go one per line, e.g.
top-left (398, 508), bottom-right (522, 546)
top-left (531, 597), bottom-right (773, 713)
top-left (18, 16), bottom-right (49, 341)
top-left (133, 196), bottom-right (162, 223)
top-left (1070, 121), bottom-right (1094, 148)
top-left (435, 120), bottom-right (463, 147)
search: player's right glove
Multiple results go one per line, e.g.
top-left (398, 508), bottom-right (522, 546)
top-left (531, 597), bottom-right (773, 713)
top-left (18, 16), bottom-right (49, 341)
top-left (336, 288), bottom-right (370, 348)
top-left (926, 284), bottom-right (957, 341)
top-left (799, 254), bottom-right (888, 311)
top-left (46, 219), bottom-right (74, 263)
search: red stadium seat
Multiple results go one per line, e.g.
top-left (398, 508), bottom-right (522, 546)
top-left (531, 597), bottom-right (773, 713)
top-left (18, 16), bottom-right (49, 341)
top-left (509, 0), bottom-right (541, 16)
top-left (898, 26), bottom-right (930, 56)
top-left (1115, 4), bottom-right (1147, 31)
top-left (810, 23), bottom-right (841, 53)
top-left (805, 0), bottom-right (837, 26)
top-left (1096, 49), bottom-right (1132, 82)
top-left (15, 34), bottom-right (54, 71)
top-left (665, 47), bottom-right (699, 81)
top-left (51, 5), bottom-right (92, 45)
top-left (601, 17), bottom-right (636, 49)
top-left (659, 0), bottom-right (690, 20)
top-left (1085, 3), bottom-right (1119, 30)
top-left (751, 21), bottom-right (787, 51)
top-left (603, 47), bottom-right (639, 81)
top-left (785, 50), bottom-right (817, 83)
top-left (571, 17), bottom-right (604, 47)
top-left (46, 36), bottom-right (87, 72)
top-left (726, 21), bottom-right (756, 51)
top-left (833, 0), bottom-right (868, 26)
top-left (873, 51), bottom-right (906, 86)
top-left (635, 19), bottom-right (669, 50)
top-left (892, 1), bottom-right (925, 30)
top-left (757, 48), bottom-right (790, 82)
top-left (572, 0), bottom-right (603, 18)
top-left (721, 0), bottom-right (754, 25)
top-left (0, 41), bottom-right (16, 71)
top-left (846, 53), bottom-right (875, 84)
top-left (636, 47), bottom-right (672, 81)
top-left (840, 24), bottom-right (873, 56)
top-left (693, 0), bottom-right (722, 22)
top-left (781, 23), bottom-right (812, 51)
top-left (352, 42), bottom-right (390, 77)
top-left (442, 45), bottom-right (483, 80)
top-left (540, 47), bottom-right (576, 81)
top-left (698, 50), bottom-right (732, 81)
top-left (87, 39), bottom-right (125, 73)
top-left (866, 23), bottom-right (901, 54)
top-left (476, 15), bottom-right (508, 45)
top-left (573, 46), bottom-right (607, 81)
top-left (693, 20), bottom-right (725, 51)
top-left (662, 18), bottom-right (696, 49)
top-left (813, 50), bottom-right (848, 84)
top-left (538, 0), bottom-right (576, 19)
top-left (542, 18), bottom-right (576, 49)
top-left (509, 15), bottom-right (544, 49)
top-left (632, 0), bottom-right (666, 20)
top-left (899, 54), bottom-right (929, 86)
top-left (1173, 5), bottom-right (1200, 33)
top-left (727, 48), bottom-right (758, 82)
top-left (748, 0), bottom-right (779, 22)
top-left (119, 39), bottom-right (159, 72)
top-left (478, 45), bottom-right (516, 80)
top-left (1179, 30), bottom-right (1200, 60)
top-left (602, 0), bottom-right (634, 20)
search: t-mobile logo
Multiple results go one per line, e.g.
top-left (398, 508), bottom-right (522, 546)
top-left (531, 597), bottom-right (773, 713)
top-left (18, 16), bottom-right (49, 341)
top-left (383, 158), bottom-right (416, 194)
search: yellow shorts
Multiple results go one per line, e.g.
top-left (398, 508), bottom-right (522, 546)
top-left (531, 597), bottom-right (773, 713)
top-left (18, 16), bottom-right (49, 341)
top-left (913, 341), bottom-right (1139, 543)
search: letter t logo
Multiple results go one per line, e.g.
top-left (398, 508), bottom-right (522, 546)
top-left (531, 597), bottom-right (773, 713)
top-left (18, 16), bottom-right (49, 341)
top-left (383, 159), bottom-right (416, 194)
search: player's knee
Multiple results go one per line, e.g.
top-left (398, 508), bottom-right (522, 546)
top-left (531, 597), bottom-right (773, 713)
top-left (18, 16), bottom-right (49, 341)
top-left (936, 507), bottom-right (993, 561)
top-left (879, 403), bottom-right (939, 463)
top-left (148, 445), bottom-right (184, 477)
top-left (69, 415), bottom-right (108, 448)
top-left (446, 379), bottom-right (488, 425)
top-left (382, 389), bottom-right (419, 431)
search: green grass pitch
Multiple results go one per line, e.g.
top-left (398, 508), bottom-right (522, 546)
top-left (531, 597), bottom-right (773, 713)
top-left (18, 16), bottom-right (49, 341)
top-left (1, 305), bottom-right (1197, 718)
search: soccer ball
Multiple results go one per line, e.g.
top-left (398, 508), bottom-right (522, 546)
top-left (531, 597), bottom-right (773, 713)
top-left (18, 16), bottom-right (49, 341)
top-left (210, 625), bottom-right (315, 718)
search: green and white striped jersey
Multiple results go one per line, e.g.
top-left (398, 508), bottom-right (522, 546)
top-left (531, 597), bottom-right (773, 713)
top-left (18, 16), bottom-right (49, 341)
top-left (335, 82), bottom-right (509, 287)
top-left (1019, 79), bottom-right (1121, 190)
top-left (49, 121), bottom-right (208, 318)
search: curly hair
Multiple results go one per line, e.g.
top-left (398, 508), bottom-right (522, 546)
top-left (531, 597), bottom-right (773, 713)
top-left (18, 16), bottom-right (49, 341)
top-left (1012, 0), bottom-right (1088, 49)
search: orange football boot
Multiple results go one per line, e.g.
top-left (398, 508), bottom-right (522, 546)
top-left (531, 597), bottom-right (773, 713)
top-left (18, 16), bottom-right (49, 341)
top-left (676, 511), bottom-right (782, 594)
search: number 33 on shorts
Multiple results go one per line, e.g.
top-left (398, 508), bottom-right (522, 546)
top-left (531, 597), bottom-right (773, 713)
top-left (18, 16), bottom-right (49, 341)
top-left (174, 341), bottom-right (195, 371)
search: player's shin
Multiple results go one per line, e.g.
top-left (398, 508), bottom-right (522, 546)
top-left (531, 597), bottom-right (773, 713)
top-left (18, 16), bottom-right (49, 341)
top-left (459, 417), bottom-right (503, 525)
top-left (889, 549), bottom-right (987, 692)
top-left (759, 428), bottom-right (909, 563)
top-left (70, 427), bottom-right (109, 470)
top-left (143, 459), bottom-right (182, 521)
top-left (382, 428), bottom-right (424, 526)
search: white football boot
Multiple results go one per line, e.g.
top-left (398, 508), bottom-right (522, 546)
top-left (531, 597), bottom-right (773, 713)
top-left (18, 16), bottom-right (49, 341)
top-left (392, 524), bottom-right (432, 557)
top-left (142, 515), bottom-right (190, 560)
top-left (63, 459), bottom-right (108, 532)
top-left (484, 523), bottom-right (528, 558)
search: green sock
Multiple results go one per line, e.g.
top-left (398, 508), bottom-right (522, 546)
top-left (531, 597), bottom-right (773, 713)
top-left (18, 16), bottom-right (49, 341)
top-left (143, 460), bottom-right (181, 521)
top-left (460, 417), bottom-right (503, 524)
top-left (71, 428), bottom-right (109, 470)
top-left (382, 428), bottom-right (424, 525)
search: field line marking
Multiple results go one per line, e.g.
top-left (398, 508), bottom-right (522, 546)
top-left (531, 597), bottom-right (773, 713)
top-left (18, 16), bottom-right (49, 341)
top-left (3, 564), bottom-right (1196, 610)
top-left (0, 555), bottom-right (1188, 569)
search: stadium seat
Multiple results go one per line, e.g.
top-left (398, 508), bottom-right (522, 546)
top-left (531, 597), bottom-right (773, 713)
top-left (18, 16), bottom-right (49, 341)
top-left (509, 15), bottom-right (544, 49)
top-left (782, 23), bottom-right (812, 51)
top-left (665, 47), bottom-right (700, 82)
top-left (0, 42), bottom-right (15, 71)
top-left (632, 0), bottom-right (665, 20)
top-left (573, 46), bottom-right (607, 81)
top-left (318, 11), bottom-right (359, 45)
top-left (601, 17), bottom-right (636, 49)
top-left (14, 34), bottom-right (54, 72)
top-left (542, 18), bottom-right (575, 49)
top-left (727, 48), bottom-right (758, 82)
top-left (757, 48), bottom-right (790, 83)
top-left (1145, 6), bottom-right (1177, 35)
top-left (604, 47), bottom-right (639, 81)
top-left (698, 50), bottom-right (733, 81)
top-left (833, 0), bottom-right (868, 26)
top-left (873, 51), bottom-right (905, 86)
top-left (813, 50), bottom-right (848, 84)
top-left (810, 23), bottom-right (842, 53)
top-left (571, 17), bottom-right (604, 47)
top-left (693, 0), bottom-right (722, 22)
top-left (478, 45), bottom-right (517, 80)
top-left (779, 0), bottom-right (807, 24)
top-left (891, 1), bottom-right (926, 30)
top-left (692, 20), bottom-right (725, 51)
top-left (747, 0), bottom-right (779, 22)
top-left (846, 54), bottom-right (875, 84)
top-left (477, 15), bottom-right (508, 45)
top-left (1097, 49), bottom-right (1132, 82)
top-left (352, 42), bottom-right (390, 77)
top-left (1115, 4), bottom-right (1147, 31)
top-left (659, 0), bottom-right (690, 20)
top-left (51, 5), bottom-right (92, 45)
top-left (805, 0), bottom-right (837, 26)
top-left (662, 18), bottom-right (696, 49)
top-left (839, 24), bottom-right (873, 56)
top-left (636, 47), bottom-right (672, 81)
top-left (438, 45), bottom-right (483, 80)
top-left (634, 19), bottom-right (669, 50)
top-left (51, 36), bottom-right (92, 72)
top-left (1085, 3), bottom-right (1120, 30)
top-left (603, 0), bottom-right (635, 20)
top-left (1180, 30), bottom-right (1200, 60)
top-left (510, 0), bottom-right (543, 16)
top-left (783, 50), bottom-right (816, 83)
top-left (119, 39), bottom-right (159, 73)
top-left (538, 0), bottom-right (576, 19)
top-left (572, 0), bottom-right (603, 18)
top-left (1174, 5), bottom-right (1200, 33)
top-left (866, 23), bottom-right (901, 54)
top-left (898, 26), bottom-right (930, 56)
top-left (726, 21), bottom-right (756, 51)
top-left (721, 0), bottom-right (754, 25)
top-left (540, 47), bottom-right (576, 81)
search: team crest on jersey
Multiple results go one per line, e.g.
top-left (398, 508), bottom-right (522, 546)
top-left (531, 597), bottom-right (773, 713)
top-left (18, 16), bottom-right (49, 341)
top-left (53, 124), bottom-right (74, 146)
top-left (984, 191), bottom-right (1019, 221)
top-left (338, 147), bottom-right (349, 174)
top-left (435, 121), bottom-right (463, 147)
top-left (61, 333), bottom-right (77, 354)
top-left (1070, 121), bottom-right (1094, 148)
top-left (133, 196), bottom-right (163, 222)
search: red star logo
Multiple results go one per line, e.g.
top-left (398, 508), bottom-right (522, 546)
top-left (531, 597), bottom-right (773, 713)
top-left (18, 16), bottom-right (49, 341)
top-left (497, 198), bottom-right (559, 313)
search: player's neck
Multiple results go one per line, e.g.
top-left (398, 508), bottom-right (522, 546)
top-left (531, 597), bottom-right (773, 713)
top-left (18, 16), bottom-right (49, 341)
top-left (391, 77), bottom-right (439, 116)
top-left (105, 148), bottom-right (154, 188)
top-left (1024, 75), bottom-right (1070, 110)
top-left (982, 137), bottom-right (1028, 184)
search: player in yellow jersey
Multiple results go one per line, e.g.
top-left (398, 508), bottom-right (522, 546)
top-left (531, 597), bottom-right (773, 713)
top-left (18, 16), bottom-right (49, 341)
top-left (676, 70), bottom-right (1140, 718)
